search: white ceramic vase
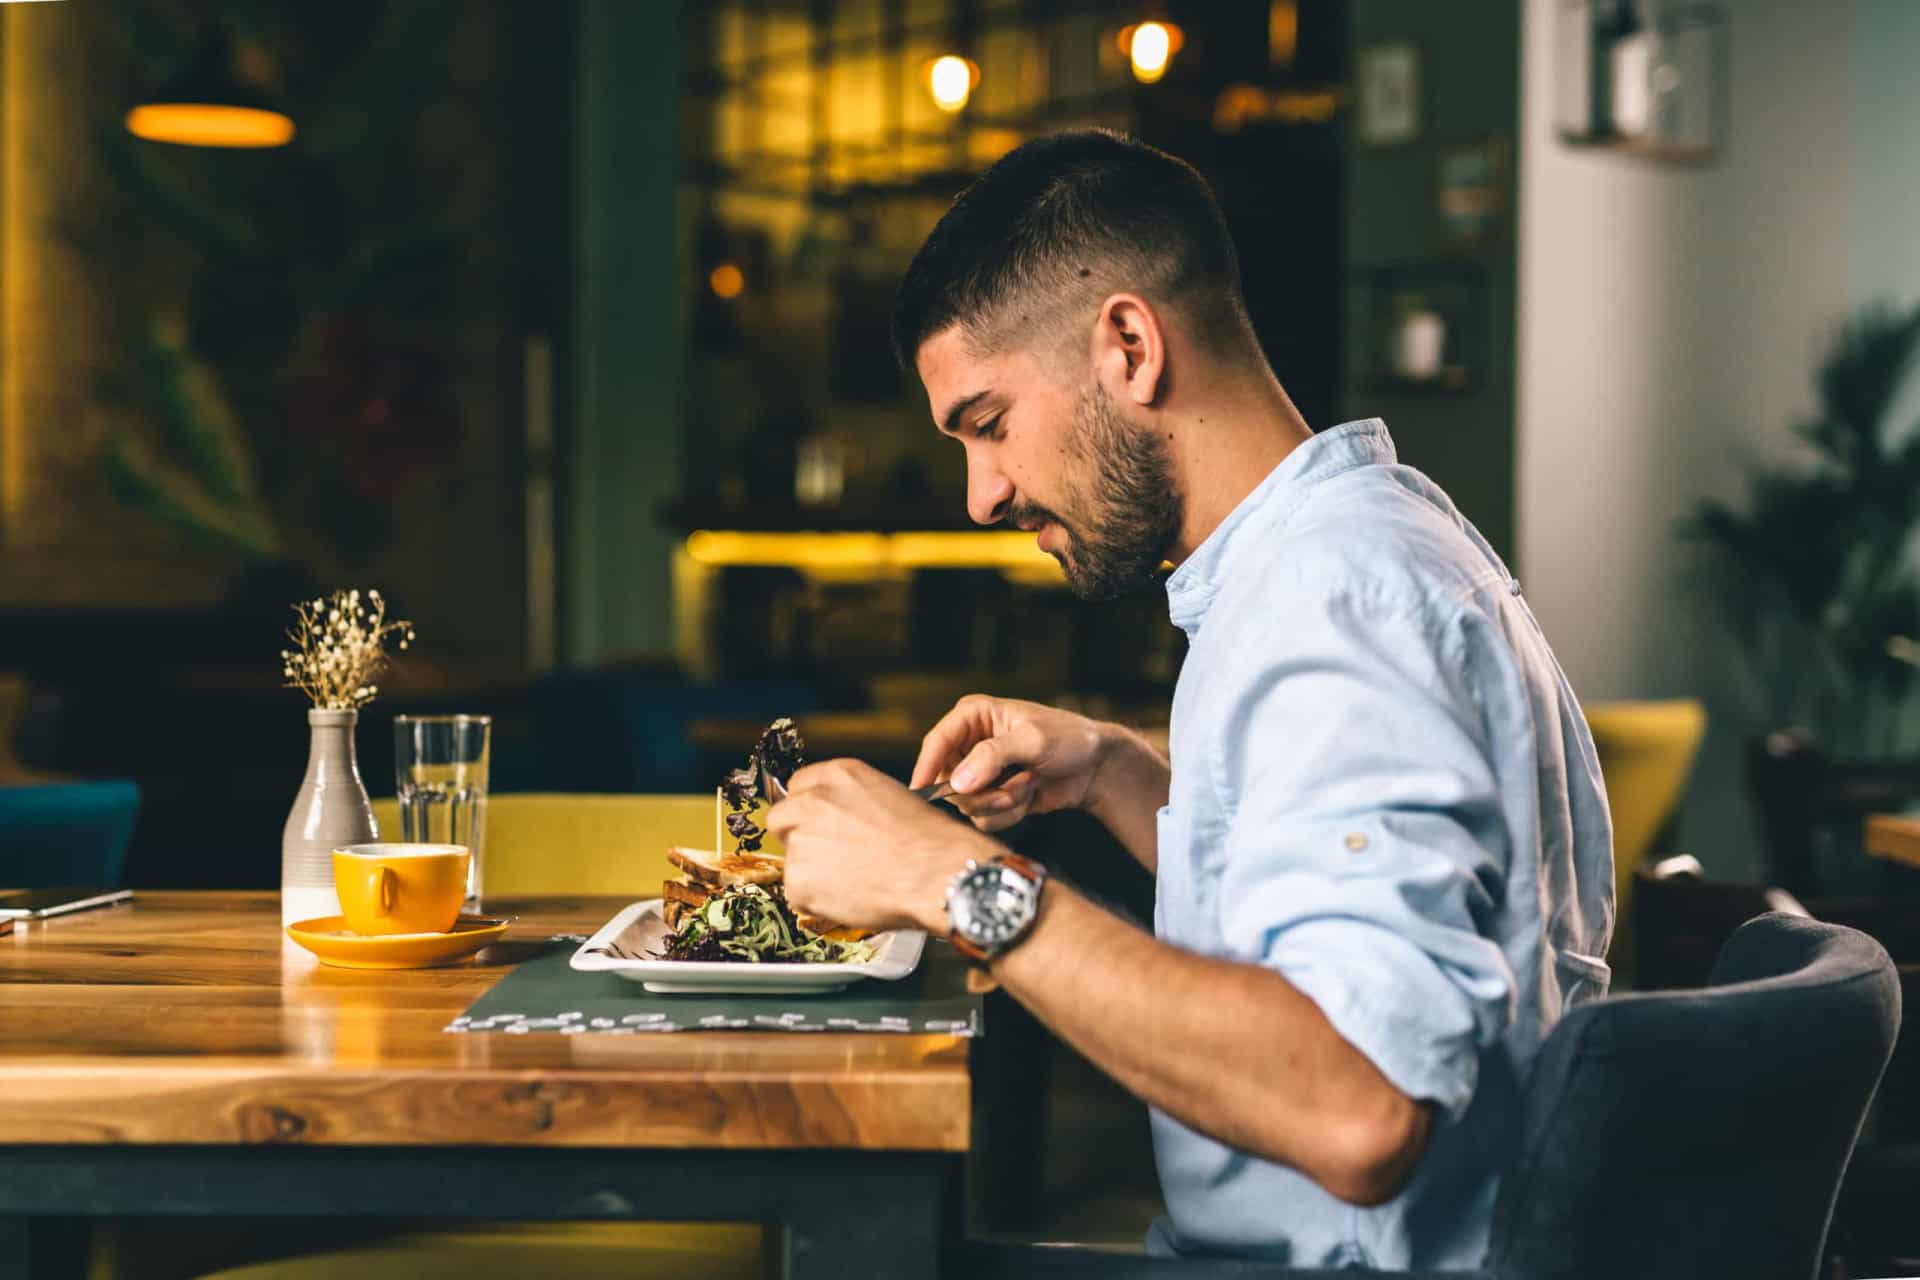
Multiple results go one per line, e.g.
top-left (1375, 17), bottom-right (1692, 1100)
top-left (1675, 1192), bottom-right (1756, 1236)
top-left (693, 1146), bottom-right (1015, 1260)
top-left (281, 707), bottom-right (378, 925)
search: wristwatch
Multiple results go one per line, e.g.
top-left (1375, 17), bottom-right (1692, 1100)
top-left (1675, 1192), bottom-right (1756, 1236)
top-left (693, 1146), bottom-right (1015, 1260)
top-left (945, 853), bottom-right (1049, 964)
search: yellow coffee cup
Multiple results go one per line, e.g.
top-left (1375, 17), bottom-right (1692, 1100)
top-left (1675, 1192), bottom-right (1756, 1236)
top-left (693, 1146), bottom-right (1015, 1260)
top-left (333, 843), bottom-right (470, 936)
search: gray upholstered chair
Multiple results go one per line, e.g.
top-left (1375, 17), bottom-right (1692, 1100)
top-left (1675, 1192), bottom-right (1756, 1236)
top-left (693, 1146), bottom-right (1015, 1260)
top-left (950, 913), bottom-right (1901, 1280)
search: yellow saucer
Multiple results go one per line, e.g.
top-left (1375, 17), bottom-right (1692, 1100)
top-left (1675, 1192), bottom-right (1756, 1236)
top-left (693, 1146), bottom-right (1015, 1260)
top-left (285, 914), bottom-right (510, 970)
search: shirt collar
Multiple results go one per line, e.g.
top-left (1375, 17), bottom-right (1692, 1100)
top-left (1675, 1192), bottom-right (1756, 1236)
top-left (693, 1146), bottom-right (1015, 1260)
top-left (1164, 418), bottom-right (1396, 635)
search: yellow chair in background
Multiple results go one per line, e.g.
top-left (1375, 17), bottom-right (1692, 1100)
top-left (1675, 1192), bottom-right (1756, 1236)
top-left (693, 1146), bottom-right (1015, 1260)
top-left (368, 791), bottom-right (716, 897)
top-left (99, 1221), bottom-right (763, 1280)
top-left (1585, 700), bottom-right (1708, 980)
top-left (138, 794), bottom-right (765, 1280)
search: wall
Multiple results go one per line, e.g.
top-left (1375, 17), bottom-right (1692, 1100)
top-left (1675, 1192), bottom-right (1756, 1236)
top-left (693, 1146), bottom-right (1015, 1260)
top-left (1344, 0), bottom-right (1522, 561)
top-left (1515, 0), bottom-right (1856, 879)
top-left (1851, 0), bottom-right (1920, 436)
top-left (1851, 0), bottom-right (1920, 311)
top-left (569, 0), bottom-right (684, 665)
top-left (0, 7), bottom-right (231, 606)
top-left (0, 4), bottom-right (529, 670)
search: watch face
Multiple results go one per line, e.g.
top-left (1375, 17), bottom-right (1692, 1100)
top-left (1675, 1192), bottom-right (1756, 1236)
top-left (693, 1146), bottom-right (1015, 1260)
top-left (952, 863), bottom-right (1040, 950)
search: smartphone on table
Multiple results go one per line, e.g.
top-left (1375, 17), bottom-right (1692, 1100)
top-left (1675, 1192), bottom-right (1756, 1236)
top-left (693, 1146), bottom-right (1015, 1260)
top-left (0, 887), bottom-right (135, 919)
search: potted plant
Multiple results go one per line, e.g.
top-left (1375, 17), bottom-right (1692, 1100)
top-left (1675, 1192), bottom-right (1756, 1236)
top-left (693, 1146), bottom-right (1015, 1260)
top-left (1690, 303), bottom-right (1920, 896)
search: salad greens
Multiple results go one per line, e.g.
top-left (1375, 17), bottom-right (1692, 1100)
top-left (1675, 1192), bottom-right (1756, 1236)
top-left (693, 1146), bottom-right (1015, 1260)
top-left (660, 883), bottom-right (875, 965)
top-left (720, 716), bottom-right (804, 853)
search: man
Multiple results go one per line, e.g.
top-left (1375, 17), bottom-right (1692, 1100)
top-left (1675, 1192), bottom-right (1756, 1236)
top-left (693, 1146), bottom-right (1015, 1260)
top-left (766, 129), bottom-right (1613, 1270)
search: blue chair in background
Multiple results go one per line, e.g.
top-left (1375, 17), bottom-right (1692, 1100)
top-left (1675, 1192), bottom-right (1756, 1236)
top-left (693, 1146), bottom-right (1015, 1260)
top-left (0, 781), bottom-right (141, 887)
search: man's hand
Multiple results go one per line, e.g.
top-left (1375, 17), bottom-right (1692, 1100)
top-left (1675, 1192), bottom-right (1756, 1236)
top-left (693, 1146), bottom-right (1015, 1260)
top-left (911, 696), bottom-right (1112, 830)
top-left (766, 758), bottom-right (1001, 934)
top-left (912, 695), bottom-right (1170, 868)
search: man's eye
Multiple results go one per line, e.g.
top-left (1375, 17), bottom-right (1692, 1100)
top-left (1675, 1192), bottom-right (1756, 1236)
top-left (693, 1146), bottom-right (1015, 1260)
top-left (977, 416), bottom-right (1003, 440)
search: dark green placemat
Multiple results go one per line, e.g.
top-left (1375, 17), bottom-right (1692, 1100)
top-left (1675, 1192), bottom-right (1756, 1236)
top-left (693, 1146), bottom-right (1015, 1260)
top-left (447, 941), bottom-right (983, 1035)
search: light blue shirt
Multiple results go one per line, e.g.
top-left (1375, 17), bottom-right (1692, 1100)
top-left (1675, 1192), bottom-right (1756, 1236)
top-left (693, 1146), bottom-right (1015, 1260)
top-left (1148, 419), bottom-right (1614, 1269)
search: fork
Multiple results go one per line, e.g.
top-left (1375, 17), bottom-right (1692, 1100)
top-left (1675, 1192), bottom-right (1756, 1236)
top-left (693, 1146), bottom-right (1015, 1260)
top-left (763, 766), bottom-right (1020, 805)
top-left (911, 765), bottom-right (1023, 804)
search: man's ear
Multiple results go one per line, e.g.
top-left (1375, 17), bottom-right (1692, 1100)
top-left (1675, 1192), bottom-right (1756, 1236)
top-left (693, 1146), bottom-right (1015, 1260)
top-left (1090, 293), bottom-right (1168, 408)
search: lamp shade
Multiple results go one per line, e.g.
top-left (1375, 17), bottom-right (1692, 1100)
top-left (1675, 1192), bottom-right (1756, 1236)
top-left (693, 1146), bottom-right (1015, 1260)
top-left (125, 24), bottom-right (294, 148)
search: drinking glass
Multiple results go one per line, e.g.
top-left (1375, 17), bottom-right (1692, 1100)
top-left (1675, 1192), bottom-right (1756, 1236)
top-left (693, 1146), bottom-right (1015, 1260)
top-left (393, 715), bottom-right (491, 910)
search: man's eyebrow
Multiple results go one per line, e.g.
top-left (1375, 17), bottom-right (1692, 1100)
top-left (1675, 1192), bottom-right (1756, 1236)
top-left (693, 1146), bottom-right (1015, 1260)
top-left (938, 389), bottom-right (993, 437)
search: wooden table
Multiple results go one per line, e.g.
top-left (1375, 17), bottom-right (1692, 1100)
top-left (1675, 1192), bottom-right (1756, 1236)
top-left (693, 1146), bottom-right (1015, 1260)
top-left (0, 892), bottom-right (971, 1278)
top-left (1865, 814), bottom-right (1920, 870)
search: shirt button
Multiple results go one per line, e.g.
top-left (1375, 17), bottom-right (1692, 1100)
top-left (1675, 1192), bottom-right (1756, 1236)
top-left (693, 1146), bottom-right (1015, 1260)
top-left (1509, 578), bottom-right (1523, 595)
top-left (1345, 833), bottom-right (1369, 852)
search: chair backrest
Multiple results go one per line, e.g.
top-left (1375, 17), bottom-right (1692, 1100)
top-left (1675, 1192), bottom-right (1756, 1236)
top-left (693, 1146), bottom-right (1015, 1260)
top-left (1485, 913), bottom-right (1900, 1280)
top-left (0, 780), bottom-right (142, 887)
top-left (1631, 858), bottom-right (1807, 990)
top-left (369, 792), bottom-right (715, 897)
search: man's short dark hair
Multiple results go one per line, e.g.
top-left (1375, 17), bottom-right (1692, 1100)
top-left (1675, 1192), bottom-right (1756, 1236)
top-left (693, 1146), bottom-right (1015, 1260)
top-left (891, 128), bottom-right (1256, 373)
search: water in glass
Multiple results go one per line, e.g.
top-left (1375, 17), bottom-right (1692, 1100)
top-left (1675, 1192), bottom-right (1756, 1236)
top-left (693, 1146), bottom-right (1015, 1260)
top-left (394, 715), bottom-right (491, 909)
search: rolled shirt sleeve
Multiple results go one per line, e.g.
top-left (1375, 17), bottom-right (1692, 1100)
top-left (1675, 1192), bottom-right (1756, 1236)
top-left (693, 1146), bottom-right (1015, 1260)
top-left (1212, 588), bottom-right (1517, 1123)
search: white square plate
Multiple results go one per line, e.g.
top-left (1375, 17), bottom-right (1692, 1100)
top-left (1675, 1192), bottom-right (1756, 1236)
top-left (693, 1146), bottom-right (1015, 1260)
top-left (568, 899), bottom-right (926, 995)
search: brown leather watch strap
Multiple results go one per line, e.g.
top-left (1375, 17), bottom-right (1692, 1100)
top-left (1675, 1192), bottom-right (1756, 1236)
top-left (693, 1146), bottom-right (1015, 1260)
top-left (997, 852), bottom-right (1047, 886)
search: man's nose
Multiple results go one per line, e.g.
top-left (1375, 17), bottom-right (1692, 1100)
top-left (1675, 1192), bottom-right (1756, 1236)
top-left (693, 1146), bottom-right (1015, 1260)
top-left (966, 459), bottom-right (1014, 526)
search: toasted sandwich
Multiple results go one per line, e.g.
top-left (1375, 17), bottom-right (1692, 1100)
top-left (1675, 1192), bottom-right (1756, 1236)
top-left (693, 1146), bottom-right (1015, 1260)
top-left (661, 878), bottom-right (711, 929)
top-left (658, 847), bottom-right (873, 942)
top-left (666, 846), bottom-right (784, 888)
top-left (662, 846), bottom-right (779, 929)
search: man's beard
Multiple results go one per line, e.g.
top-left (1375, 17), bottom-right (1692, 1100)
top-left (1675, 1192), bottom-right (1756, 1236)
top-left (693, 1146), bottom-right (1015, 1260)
top-left (1009, 382), bottom-right (1183, 602)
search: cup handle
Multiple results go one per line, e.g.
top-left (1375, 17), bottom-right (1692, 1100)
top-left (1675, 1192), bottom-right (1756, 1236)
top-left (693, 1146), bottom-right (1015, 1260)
top-left (370, 866), bottom-right (397, 918)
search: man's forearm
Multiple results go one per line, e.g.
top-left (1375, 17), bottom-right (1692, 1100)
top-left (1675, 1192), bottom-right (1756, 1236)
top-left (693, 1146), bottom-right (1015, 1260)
top-left (981, 878), bottom-right (1429, 1205)
top-left (1084, 724), bottom-right (1170, 871)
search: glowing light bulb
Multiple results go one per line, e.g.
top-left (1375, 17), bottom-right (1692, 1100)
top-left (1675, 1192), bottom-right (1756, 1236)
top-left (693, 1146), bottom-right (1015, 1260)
top-left (929, 55), bottom-right (975, 113)
top-left (1130, 22), bottom-right (1174, 83)
top-left (125, 104), bottom-right (294, 148)
top-left (709, 262), bottom-right (745, 300)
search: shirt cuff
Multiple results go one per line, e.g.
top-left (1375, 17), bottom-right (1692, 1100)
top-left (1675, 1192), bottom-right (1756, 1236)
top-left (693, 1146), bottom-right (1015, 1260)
top-left (1259, 918), bottom-right (1487, 1123)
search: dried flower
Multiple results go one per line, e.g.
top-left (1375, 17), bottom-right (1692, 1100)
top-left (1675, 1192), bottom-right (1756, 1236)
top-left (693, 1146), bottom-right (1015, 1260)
top-left (280, 588), bottom-right (417, 710)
